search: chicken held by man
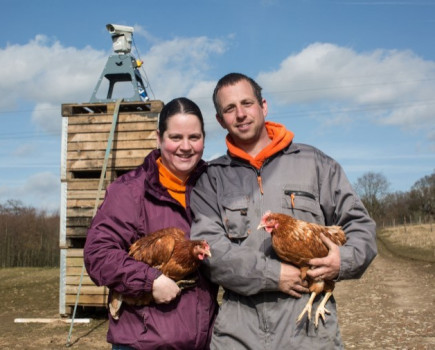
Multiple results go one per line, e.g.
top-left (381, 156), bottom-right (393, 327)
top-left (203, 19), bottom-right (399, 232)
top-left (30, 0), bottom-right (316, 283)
top-left (257, 211), bottom-right (346, 328)
top-left (109, 227), bottom-right (211, 320)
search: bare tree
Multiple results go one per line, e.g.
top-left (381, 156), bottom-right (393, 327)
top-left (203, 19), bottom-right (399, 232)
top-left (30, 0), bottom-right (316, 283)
top-left (354, 172), bottom-right (390, 221)
top-left (409, 170), bottom-right (435, 221)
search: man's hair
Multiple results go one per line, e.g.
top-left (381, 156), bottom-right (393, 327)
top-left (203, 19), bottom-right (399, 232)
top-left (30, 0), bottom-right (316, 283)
top-left (212, 73), bottom-right (263, 117)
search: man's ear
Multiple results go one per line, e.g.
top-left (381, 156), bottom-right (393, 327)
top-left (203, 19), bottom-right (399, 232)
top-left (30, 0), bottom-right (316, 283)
top-left (216, 113), bottom-right (226, 129)
top-left (262, 98), bottom-right (268, 118)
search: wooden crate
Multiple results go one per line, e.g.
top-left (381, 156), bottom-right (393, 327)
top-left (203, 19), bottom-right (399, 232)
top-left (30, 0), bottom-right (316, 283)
top-left (59, 100), bottom-right (163, 315)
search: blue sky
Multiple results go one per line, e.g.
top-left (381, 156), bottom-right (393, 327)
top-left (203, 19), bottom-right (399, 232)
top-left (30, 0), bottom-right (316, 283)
top-left (1, 0), bottom-right (434, 211)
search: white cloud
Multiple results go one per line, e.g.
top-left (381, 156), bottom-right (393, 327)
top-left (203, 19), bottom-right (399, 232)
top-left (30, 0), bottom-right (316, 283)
top-left (143, 36), bottom-right (226, 101)
top-left (0, 35), bottom-right (107, 106)
top-left (133, 25), bottom-right (159, 45)
top-left (31, 102), bottom-right (61, 135)
top-left (257, 43), bottom-right (435, 139)
top-left (0, 171), bottom-right (60, 212)
top-left (186, 80), bottom-right (218, 131)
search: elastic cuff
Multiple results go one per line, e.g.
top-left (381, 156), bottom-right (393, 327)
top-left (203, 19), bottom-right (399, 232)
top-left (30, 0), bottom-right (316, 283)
top-left (144, 267), bottom-right (162, 292)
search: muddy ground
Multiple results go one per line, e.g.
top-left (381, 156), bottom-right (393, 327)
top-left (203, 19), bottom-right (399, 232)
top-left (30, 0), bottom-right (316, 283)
top-left (0, 239), bottom-right (433, 349)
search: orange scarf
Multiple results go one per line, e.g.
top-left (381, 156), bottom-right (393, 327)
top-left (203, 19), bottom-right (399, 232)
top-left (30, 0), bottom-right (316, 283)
top-left (156, 157), bottom-right (187, 208)
top-left (226, 121), bottom-right (294, 169)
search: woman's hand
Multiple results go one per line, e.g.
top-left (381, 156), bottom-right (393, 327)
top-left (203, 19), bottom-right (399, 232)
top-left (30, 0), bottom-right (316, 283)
top-left (152, 274), bottom-right (181, 304)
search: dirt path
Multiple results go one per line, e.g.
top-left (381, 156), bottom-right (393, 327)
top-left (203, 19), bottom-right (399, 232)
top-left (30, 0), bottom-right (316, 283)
top-left (334, 239), bottom-right (435, 349)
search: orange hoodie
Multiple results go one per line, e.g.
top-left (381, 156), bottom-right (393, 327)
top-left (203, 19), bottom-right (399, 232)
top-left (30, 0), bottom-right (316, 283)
top-left (156, 157), bottom-right (187, 208)
top-left (226, 121), bottom-right (294, 194)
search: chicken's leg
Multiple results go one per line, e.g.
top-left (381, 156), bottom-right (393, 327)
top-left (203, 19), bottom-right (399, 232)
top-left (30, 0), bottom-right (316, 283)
top-left (296, 291), bottom-right (317, 323)
top-left (314, 291), bottom-right (332, 328)
top-left (176, 276), bottom-right (198, 290)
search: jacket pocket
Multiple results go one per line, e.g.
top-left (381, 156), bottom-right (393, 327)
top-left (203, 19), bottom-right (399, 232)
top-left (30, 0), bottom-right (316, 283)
top-left (221, 195), bottom-right (251, 240)
top-left (281, 188), bottom-right (324, 224)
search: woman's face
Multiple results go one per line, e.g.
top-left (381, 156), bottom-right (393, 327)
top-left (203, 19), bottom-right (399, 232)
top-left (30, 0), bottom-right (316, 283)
top-left (157, 113), bottom-right (204, 182)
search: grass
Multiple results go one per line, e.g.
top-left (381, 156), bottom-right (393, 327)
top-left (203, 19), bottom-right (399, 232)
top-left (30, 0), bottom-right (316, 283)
top-left (377, 223), bottom-right (435, 262)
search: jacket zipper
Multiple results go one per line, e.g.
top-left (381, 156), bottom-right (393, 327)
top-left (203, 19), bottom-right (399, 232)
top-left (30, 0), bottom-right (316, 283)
top-left (284, 190), bottom-right (316, 200)
top-left (284, 190), bottom-right (316, 209)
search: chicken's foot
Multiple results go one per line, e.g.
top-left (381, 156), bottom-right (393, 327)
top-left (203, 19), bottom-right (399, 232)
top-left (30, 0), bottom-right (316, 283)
top-left (176, 277), bottom-right (198, 290)
top-left (314, 291), bottom-right (332, 328)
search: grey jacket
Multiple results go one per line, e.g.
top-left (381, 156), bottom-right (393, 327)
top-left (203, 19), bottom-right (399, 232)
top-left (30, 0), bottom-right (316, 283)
top-left (190, 142), bottom-right (377, 350)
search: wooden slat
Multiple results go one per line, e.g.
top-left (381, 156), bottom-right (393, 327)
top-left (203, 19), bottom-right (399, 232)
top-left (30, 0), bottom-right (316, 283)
top-left (66, 217), bottom-right (92, 227)
top-left (67, 248), bottom-right (84, 257)
top-left (66, 227), bottom-right (88, 237)
top-left (67, 113), bottom-right (158, 125)
top-left (67, 139), bottom-right (156, 151)
top-left (66, 285), bottom-right (105, 294)
top-left (65, 294), bottom-right (107, 305)
top-left (67, 157), bottom-right (147, 171)
top-left (67, 179), bottom-right (103, 189)
top-left (67, 189), bottom-right (104, 200)
top-left (67, 198), bottom-right (103, 208)
top-left (68, 130), bottom-right (156, 142)
top-left (66, 275), bottom-right (96, 285)
top-left (66, 208), bottom-right (93, 218)
top-left (67, 148), bottom-right (151, 161)
top-left (67, 256), bottom-right (84, 267)
top-left (67, 266), bottom-right (89, 275)
top-left (68, 121), bottom-right (157, 134)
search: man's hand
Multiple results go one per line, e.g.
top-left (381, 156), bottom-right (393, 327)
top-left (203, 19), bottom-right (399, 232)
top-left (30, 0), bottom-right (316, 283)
top-left (278, 263), bottom-right (309, 298)
top-left (152, 274), bottom-right (180, 304)
top-left (307, 233), bottom-right (341, 281)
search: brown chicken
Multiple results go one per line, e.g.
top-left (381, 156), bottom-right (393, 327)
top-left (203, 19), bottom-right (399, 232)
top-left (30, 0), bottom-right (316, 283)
top-left (109, 227), bottom-right (211, 319)
top-left (257, 211), bottom-right (346, 328)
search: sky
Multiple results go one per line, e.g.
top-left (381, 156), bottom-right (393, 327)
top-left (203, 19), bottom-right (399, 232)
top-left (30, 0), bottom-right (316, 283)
top-left (1, 0), bottom-right (434, 212)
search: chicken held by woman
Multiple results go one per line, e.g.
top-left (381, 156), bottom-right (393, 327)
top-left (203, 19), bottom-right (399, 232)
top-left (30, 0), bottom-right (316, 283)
top-left (109, 227), bottom-right (211, 319)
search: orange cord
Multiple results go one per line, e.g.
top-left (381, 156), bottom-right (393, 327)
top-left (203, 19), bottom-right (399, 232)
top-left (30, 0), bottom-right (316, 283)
top-left (257, 175), bottom-right (264, 195)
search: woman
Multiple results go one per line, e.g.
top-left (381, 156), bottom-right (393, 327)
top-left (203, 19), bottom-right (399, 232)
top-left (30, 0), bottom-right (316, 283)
top-left (84, 97), bottom-right (217, 350)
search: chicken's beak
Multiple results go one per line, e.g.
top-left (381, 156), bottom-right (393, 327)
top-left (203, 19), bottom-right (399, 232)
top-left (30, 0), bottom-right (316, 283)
top-left (205, 248), bottom-right (212, 258)
top-left (257, 223), bottom-right (265, 230)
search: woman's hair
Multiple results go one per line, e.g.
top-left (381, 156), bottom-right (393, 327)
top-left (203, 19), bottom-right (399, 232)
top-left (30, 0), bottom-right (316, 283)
top-left (212, 72), bottom-right (263, 117)
top-left (158, 97), bottom-right (205, 137)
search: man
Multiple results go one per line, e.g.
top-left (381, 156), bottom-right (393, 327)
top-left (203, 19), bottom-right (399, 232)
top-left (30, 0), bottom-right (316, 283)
top-left (190, 72), bottom-right (377, 349)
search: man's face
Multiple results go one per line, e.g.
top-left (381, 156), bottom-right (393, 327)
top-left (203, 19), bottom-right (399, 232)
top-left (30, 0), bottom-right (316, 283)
top-left (215, 79), bottom-right (268, 149)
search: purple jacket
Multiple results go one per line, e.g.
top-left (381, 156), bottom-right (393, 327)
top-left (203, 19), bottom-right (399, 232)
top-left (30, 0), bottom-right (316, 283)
top-left (84, 149), bottom-right (218, 349)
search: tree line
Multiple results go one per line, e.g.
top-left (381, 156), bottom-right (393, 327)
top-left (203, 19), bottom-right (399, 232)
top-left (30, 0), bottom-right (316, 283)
top-left (0, 200), bottom-right (59, 268)
top-left (0, 170), bottom-right (433, 267)
top-left (354, 170), bottom-right (435, 228)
